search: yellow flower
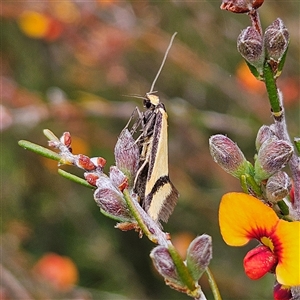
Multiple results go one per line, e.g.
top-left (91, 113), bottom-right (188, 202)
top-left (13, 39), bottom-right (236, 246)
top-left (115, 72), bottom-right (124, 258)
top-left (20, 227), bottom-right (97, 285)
top-left (219, 192), bottom-right (300, 286)
top-left (18, 11), bottom-right (50, 39)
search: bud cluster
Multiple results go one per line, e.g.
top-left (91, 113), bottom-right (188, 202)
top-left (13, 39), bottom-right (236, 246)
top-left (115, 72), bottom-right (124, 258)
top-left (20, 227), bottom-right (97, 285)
top-left (47, 129), bottom-right (139, 224)
top-left (209, 128), bottom-right (293, 204)
top-left (150, 235), bottom-right (212, 296)
top-left (236, 17), bottom-right (289, 78)
top-left (48, 129), bottom-right (214, 298)
top-left (220, 0), bottom-right (264, 14)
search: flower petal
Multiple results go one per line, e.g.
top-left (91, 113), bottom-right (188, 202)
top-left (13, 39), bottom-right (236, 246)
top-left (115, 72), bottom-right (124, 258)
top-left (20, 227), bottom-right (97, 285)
top-left (274, 220), bottom-right (300, 286)
top-left (219, 192), bottom-right (279, 246)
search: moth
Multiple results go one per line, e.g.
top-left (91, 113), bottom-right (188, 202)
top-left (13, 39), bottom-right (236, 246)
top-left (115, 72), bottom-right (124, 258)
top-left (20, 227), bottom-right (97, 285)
top-left (132, 33), bottom-right (179, 225)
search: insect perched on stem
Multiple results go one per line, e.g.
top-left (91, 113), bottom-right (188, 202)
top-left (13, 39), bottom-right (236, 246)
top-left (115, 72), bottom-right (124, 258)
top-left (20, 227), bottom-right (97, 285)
top-left (131, 32), bottom-right (179, 225)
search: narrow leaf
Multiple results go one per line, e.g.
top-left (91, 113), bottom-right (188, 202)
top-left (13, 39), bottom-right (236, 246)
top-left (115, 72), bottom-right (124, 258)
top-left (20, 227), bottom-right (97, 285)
top-left (18, 140), bottom-right (61, 161)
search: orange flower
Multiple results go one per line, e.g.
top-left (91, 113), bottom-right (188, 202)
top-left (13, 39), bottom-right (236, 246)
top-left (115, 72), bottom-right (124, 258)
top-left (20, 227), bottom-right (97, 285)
top-left (33, 253), bottom-right (78, 291)
top-left (219, 192), bottom-right (300, 286)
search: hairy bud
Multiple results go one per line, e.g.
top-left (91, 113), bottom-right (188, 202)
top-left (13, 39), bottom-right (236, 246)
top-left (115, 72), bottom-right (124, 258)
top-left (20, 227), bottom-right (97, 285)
top-left (186, 235), bottom-right (212, 281)
top-left (114, 129), bottom-right (139, 186)
top-left (264, 18), bottom-right (289, 63)
top-left (209, 134), bottom-right (250, 178)
top-left (94, 174), bottom-right (133, 222)
top-left (254, 138), bottom-right (293, 182)
top-left (266, 171), bottom-right (292, 203)
top-left (237, 26), bottom-right (264, 74)
top-left (255, 125), bottom-right (276, 151)
top-left (150, 246), bottom-right (184, 288)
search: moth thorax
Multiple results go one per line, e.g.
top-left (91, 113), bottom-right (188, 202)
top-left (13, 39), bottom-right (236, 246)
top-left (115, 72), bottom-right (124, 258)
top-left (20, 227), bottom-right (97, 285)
top-left (145, 94), bottom-right (160, 108)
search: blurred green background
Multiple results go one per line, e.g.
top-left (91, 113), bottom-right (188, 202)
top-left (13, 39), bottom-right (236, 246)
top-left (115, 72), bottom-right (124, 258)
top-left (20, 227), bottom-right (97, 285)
top-left (1, 1), bottom-right (299, 299)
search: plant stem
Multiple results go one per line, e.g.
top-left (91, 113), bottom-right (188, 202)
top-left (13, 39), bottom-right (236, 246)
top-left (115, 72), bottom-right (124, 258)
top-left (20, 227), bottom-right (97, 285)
top-left (274, 112), bottom-right (300, 220)
top-left (249, 10), bottom-right (262, 36)
top-left (206, 267), bottom-right (222, 300)
top-left (122, 189), bottom-right (158, 243)
top-left (263, 62), bottom-right (281, 115)
top-left (263, 63), bottom-right (300, 219)
top-left (167, 243), bottom-right (197, 293)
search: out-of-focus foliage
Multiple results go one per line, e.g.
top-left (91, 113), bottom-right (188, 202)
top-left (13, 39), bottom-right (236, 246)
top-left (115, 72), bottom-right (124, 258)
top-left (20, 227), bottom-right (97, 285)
top-left (1, 1), bottom-right (299, 299)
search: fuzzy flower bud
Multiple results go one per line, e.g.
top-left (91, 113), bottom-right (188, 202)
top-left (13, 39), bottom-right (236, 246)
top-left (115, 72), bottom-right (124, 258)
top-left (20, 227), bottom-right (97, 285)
top-left (60, 132), bottom-right (72, 151)
top-left (186, 235), bottom-right (212, 282)
top-left (76, 154), bottom-right (96, 171)
top-left (266, 171), bottom-right (292, 203)
top-left (114, 129), bottom-right (139, 186)
top-left (209, 134), bottom-right (250, 178)
top-left (94, 174), bottom-right (133, 222)
top-left (109, 166), bottom-right (128, 191)
top-left (220, 0), bottom-right (264, 13)
top-left (150, 246), bottom-right (184, 288)
top-left (273, 281), bottom-right (292, 300)
top-left (243, 245), bottom-right (278, 280)
top-left (90, 157), bottom-right (106, 170)
top-left (254, 138), bottom-right (293, 182)
top-left (264, 18), bottom-right (289, 63)
top-left (237, 26), bottom-right (264, 74)
top-left (255, 125), bottom-right (277, 151)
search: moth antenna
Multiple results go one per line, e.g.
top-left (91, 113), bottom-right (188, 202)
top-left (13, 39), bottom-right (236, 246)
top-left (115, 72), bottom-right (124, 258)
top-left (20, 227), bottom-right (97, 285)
top-left (149, 32), bottom-right (177, 94)
top-left (122, 94), bottom-right (145, 100)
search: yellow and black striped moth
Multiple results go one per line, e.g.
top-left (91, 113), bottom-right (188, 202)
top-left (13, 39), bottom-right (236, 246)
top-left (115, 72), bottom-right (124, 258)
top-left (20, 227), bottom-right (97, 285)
top-left (133, 33), bottom-right (179, 225)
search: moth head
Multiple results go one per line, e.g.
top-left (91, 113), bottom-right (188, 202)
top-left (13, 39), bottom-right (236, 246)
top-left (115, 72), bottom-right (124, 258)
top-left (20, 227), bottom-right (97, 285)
top-left (144, 93), bottom-right (160, 109)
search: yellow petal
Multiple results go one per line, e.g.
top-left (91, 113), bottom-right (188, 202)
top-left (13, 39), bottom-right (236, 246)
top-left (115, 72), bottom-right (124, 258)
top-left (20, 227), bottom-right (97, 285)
top-left (275, 220), bottom-right (300, 286)
top-left (219, 192), bottom-right (279, 246)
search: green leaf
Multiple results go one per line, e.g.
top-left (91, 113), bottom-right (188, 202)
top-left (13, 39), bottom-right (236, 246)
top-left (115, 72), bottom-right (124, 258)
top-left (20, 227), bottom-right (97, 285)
top-left (58, 169), bottom-right (95, 189)
top-left (18, 140), bottom-right (61, 161)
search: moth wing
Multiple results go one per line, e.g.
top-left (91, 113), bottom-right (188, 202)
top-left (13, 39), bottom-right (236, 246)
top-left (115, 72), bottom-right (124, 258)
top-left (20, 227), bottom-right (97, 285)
top-left (144, 106), bottom-right (179, 223)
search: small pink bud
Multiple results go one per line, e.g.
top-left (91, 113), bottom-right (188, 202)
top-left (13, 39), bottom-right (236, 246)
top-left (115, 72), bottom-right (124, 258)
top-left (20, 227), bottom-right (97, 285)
top-left (118, 178), bottom-right (129, 192)
top-left (76, 154), bottom-right (96, 171)
top-left (221, 0), bottom-right (264, 14)
top-left (209, 134), bottom-right (250, 178)
top-left (273, 281), bottom-right (292, 300)
top-left (60, 132), bottom-right (72, 150)
top-left (243, 245), bottom-right (277, 280)
top-left (84, 173), bottom-right (100, 187)
top-left (109, 166), bottom-right (127, 190)
top-left (90, 157), bottom-right (106, 170)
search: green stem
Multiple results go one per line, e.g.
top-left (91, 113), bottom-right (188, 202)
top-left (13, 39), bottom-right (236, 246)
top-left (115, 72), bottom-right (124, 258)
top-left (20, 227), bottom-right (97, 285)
top-left (58, 169), bottom-right (95, 189)
top-left (240, 174), bottom-right (262, 196)
top-left (245, 174), bottom-right (262, 196)
top-left (263, 62), bottom-right (281, 115)
top-left (240, 175), bottom-right (248, 194)
top-left (205, 267), bottom-right (222, 300)
top-left (277, 200), bottom-right (289, 216)
top-left (18, 140), bottom-right (61, 161)
top-left (122, 189), bottom-right (156, 242)
top-left (167, 243), bottom-right (197, 294)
